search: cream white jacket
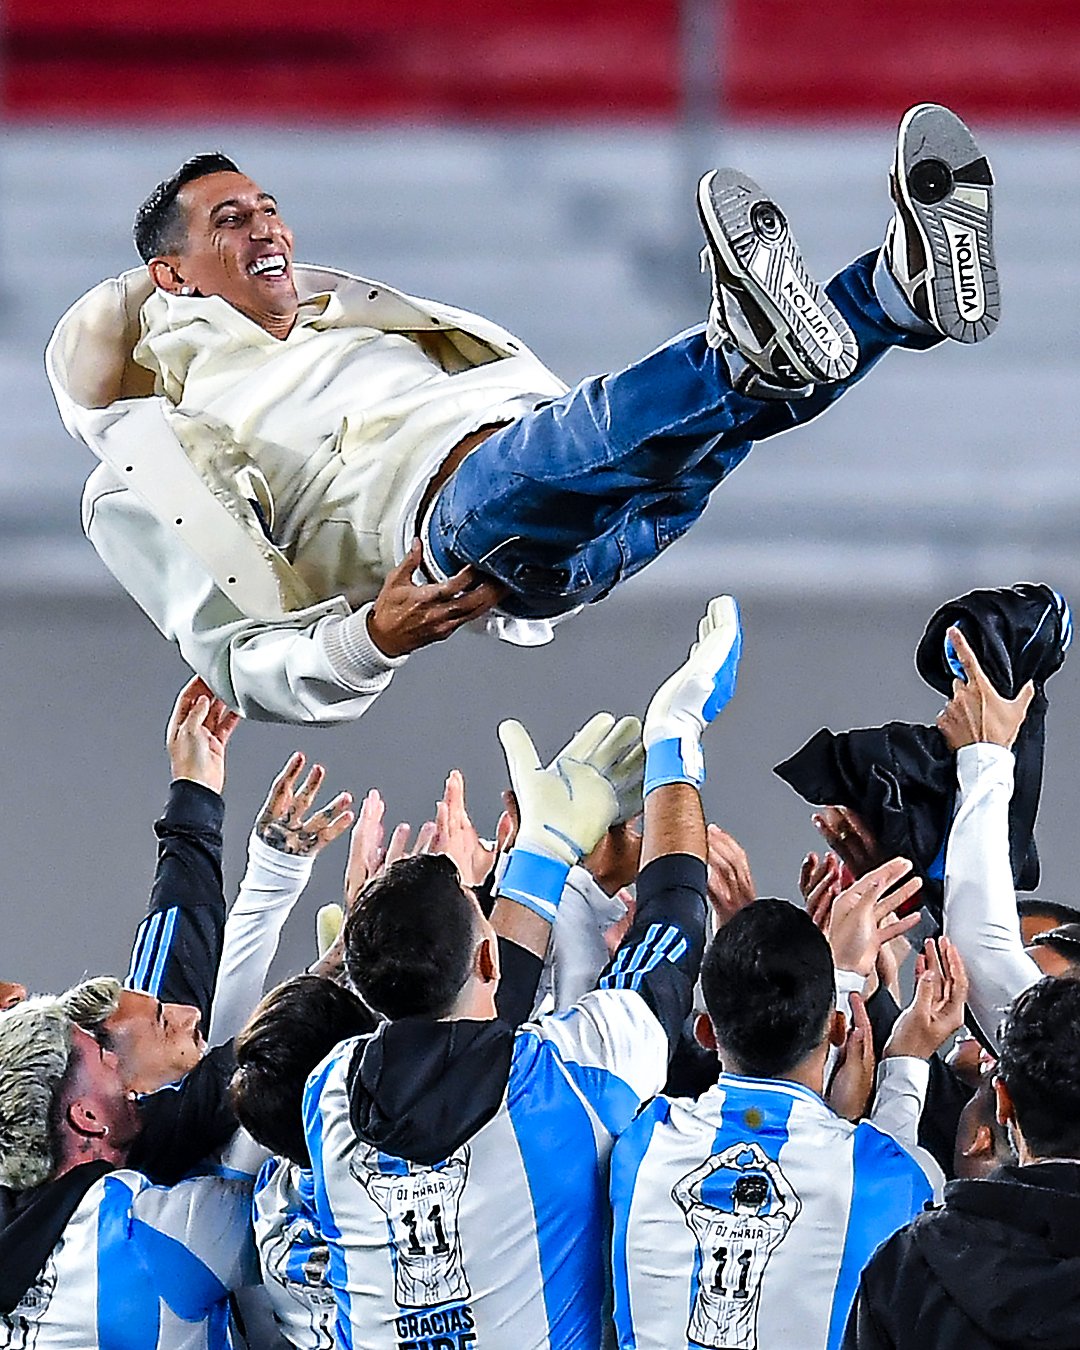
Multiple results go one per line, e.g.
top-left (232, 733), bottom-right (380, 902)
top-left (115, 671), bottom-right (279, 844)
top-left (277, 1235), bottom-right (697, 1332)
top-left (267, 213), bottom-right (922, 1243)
top-left (46, 264), bottom-right (567, 723)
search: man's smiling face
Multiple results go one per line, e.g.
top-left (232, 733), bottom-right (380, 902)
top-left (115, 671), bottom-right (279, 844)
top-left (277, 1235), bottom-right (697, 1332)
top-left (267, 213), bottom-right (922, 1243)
top-left (153, 170), bottom-right (298, 339)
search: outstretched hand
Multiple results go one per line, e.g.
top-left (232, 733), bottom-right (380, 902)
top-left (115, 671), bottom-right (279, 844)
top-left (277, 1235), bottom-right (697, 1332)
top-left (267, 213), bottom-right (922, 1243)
top-left (826, 992), bottom-right (875, 1122)
top-left (826, 858), bottom-right (924, 977)
top-left (166, 676), bottom-right (241, 794)
top-left (431, 769), bottom-right (498, 887)
top-left (936, 625), bottom-right (1035, 751)
top-left (499, 712), bottom-right (644, 866)
top-left (707, 824), bottom-right (756, 926)
top-left (885, 937), bottom-right (969, 1060)
top-left (812, 805), bottom-right (884, 882)
top-left (256, 752), bottom-right (354, 857)
top-left (644, 595), bottom-right (743, 758)
top-left (366, 540), bottom-right (506, 658)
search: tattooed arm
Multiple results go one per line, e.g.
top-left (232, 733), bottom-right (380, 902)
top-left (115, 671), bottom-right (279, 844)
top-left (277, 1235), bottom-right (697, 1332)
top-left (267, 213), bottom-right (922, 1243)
top-left (207, 753), bottom-right (353, 1045)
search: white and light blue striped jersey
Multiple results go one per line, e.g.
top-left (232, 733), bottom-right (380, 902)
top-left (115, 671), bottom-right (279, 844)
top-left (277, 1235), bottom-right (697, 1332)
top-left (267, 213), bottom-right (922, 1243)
top-left (611, 1075), bottom-right (936, 1350)
top-left (303, 989), bottom-right (668, 1350)
top-left (253, 1157), bottom-right (336, 1350)
top-left (0, 1167), bottom-right (257, 1350)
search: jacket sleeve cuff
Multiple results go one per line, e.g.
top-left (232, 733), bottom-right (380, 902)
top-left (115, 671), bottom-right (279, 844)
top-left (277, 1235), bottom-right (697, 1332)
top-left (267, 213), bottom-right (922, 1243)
top-left (244, 831), bottom-right (316, 885)
top-left (160, 779), bottom-right (224, 833)
top-left (956, 742), bottom-right (1014, 793)
top-left (834, 967), bottom-right (866, 1013)
top-left (318, 604), bottom-right (408, 691)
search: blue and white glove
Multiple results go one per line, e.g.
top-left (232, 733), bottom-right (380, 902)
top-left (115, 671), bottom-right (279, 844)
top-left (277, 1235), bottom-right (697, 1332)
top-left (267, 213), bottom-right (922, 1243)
top-left (498, 712), bottom-right (644, 922)
top-left (642, 594), bottom-right (742, 793)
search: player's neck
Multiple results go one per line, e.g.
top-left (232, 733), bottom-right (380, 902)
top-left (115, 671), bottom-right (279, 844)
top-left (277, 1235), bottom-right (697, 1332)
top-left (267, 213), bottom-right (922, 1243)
top-left (721, 1044), bottom-right (829, 1097)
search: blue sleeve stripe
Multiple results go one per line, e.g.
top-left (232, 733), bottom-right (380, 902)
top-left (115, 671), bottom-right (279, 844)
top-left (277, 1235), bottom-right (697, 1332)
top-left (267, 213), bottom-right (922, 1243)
top-left (128, 911), bottom-right (162, 989)
top-left (610, 1099), bottom-right (668, 1349)
top-left (304, 1053), bottom-right (354, 1350)
top-left (601, 925), bottom-right (688, 992)
top-left (604, 924), bottom-right (664, 982)
top-left (144, 907), bottom-right (179, 997)
top-left (825, 1126), bottom-right (933, 1350)
top-left (128, 907), bottom-right (180, 997)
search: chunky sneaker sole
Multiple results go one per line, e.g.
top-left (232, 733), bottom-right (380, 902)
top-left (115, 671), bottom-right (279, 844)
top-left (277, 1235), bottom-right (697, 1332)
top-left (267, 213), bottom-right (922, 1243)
top-left (889, 102), bottom-right (999, 343)
top-left (698, 168), bottom-right (859, 386)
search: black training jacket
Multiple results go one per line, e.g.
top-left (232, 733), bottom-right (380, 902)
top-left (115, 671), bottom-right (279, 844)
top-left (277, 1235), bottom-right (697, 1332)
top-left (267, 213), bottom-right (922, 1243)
top-left (844, 1161), bottom-right (1080, 1349)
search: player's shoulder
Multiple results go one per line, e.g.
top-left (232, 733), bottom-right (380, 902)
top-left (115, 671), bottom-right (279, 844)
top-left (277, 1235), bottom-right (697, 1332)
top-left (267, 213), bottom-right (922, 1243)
top-left (852, 1117), bottom-right (934, 1177)
top-left (525, 987), bottom-right (665, 1051)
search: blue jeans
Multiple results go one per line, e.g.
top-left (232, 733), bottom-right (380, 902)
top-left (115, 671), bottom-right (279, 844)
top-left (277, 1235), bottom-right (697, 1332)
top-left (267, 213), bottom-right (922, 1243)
top-left (427, 251), bottom-right (938, 618)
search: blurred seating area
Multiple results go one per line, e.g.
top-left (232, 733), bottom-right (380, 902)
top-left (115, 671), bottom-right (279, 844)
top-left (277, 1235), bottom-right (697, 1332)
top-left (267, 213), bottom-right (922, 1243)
top-left (6, 0), bottom-right (1080, 122)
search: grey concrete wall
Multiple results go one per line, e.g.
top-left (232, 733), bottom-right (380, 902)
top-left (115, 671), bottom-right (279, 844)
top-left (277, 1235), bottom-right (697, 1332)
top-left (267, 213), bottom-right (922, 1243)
top-left (3, 120), bottom-right (1079, 998)
top-left (6, 585), bottom-right (1080, 998)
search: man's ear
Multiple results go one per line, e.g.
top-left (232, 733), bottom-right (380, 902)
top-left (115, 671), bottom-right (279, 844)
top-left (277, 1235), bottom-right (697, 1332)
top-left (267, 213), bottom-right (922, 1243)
top-left (67, 1098), bottom-right (109, 1139)
top-left (148, 257), bottom-right (188, 294)
top-left (994, 1077), bottom-right (1016, 1130)
top-left (476, 935), bottom-right (499, 987)
top-left (694, 1013), bottom-right (717, 1052)
top-left (962, 1123), bottom-right (994, 1159)
top-left (827, 1008), bottom-right (847, 1049)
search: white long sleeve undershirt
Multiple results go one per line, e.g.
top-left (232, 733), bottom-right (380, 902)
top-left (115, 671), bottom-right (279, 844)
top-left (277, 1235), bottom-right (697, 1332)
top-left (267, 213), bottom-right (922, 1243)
top-left (207, 833), bottom-right (315, 1047)
top-left (943, 742), bottom-right (1040, 1052)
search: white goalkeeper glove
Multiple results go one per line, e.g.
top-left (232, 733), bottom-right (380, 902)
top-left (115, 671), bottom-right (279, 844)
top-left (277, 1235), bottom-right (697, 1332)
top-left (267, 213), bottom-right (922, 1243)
top-left (643, 594), bottom-right (742, 793)
top-left (498, 712), bottom-right (644, 922)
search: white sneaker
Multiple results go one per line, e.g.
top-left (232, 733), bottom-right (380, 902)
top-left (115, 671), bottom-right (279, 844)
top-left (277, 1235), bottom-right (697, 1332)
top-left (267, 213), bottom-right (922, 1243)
top-left (698, 168), bottom-right (859, 389)
top-left (887, 102), bottom-right (1000, 343)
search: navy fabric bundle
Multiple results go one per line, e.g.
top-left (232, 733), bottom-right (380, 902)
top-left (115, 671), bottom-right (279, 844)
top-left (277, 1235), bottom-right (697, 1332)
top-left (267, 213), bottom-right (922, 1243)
top-left (774, 584), bottom-right (1071, 921)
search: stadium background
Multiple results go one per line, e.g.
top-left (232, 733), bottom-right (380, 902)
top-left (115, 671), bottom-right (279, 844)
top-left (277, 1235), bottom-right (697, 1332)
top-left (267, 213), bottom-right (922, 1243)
top-left (3, 1), bottom-right (1079, 992)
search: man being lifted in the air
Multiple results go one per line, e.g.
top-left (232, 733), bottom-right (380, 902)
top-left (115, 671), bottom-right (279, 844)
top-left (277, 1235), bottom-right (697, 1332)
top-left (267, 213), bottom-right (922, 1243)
top-left (47, 103), bottom-right (997, 724)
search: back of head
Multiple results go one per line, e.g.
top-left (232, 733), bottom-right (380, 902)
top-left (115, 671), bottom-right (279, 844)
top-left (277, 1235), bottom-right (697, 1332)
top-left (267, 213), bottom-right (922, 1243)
top-left (344, 855), bottom-right (477, 1021)
top-left (998, 977), bottom-right (1080, 1160)
top-left (0, 998), bottom-right (74, 1190)
top-left (701, 898), bottom-right (834, 1079)
top-left (232, 975), bottom-right (377, 1167)
top-left (133, 153), bottom-right (241, 263)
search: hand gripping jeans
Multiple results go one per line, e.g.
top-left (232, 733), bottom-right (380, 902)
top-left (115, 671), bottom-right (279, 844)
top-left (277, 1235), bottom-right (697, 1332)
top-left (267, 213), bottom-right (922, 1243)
top-left (427, 251), bottom-right (938, 619)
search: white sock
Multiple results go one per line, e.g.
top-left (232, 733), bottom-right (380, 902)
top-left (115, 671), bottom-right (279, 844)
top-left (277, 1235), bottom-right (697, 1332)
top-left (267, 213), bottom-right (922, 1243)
top-left (872, 245), bottom-right (937, 336)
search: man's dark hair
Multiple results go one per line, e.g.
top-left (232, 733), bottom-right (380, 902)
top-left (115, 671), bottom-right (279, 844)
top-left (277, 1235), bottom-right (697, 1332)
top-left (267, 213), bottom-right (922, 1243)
top-left (701, 898), bottom-right (834, 1079)
top-left (1016, 897), bottom-right (1080, 927)
top-left (231, 975), bottom-right (377, 1167)
top-left (344, 855), bottom-right (478, 1021)
top-left (997, 977), bottom-right (1080, 1159)
top-left (133, 152), bottom-right (241, 263)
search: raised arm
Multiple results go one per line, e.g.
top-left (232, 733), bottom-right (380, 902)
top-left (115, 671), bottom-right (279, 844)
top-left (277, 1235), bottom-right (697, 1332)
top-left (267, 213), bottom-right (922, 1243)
top-left (938, 626), bottom-right (1040, 1048)
top-left (493, 711), bottom-right (644, 964)
top-left (126, 678), bottom-right (239, 1020)
top-left (600, 595), bottom-right (743, 1053)
top-left (207, 753), bottom-right (353, 1045)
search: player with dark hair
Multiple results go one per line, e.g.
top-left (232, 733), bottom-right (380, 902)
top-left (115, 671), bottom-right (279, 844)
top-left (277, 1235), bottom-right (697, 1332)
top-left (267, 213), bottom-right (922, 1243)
top-left (611, 888), bottom-right (953, 1350)
top-left (343, 854), bottom-right (479, 1020)
top-left (301, 595), bottom-right (738, 1347)
top-left (845, 977), bottom-right (1080, 1349)
top-left (48, 106), bottom-right (998, 723)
